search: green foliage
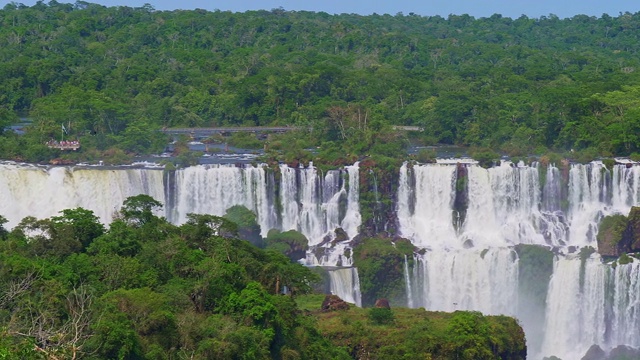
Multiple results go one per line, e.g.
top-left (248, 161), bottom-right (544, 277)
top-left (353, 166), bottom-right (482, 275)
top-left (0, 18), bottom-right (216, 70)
top-left (619, 253), bottom-right (634, 265)
top-left (315, 306), bottom-right (526, 360)
top-left (603, 158), bottom-right (616, 170)
top-left (353, 237), bottom-right (414, 306)
top-left (470, 148), bottom-right (500, 168)
top-left (265, 229), bottom-right (309, 261)
top-left (446, 311), bottom-right (493, 359)
top-left (51, 208), bottom-right (104, 250)
top-left (368, 307), bottom-right (394, 325)
top-left (3, 6), bottom-right (640, 162)
top-left (0, 216), bottom-right (7, 240)
top-left (120, 194), bottom-right (164, 227)
top-left (597, 214), bottom-right (628, 251)
top-left (224, 205), bottom-right (262, 247)
top-left (228, 132), bottom-right (264, 149)
top-left (414, 148), bottom-right (437, 163)
top-left (0, 195), bottom-right (347, 359)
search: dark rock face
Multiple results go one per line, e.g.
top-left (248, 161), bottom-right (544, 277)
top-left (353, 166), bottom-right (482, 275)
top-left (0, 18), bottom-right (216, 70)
top-left (321, 295), bottom-right (350, 312)
top-left (453, 163), bottom-right (468, 231)
top-left (622, 206), bottom-right (640, 253)
top-left (608, 345), bottom-right (640, 360)
top-left (374, 298), bottom-right (390, 309)
top-left (334, 227), bottom-right (349, 242)
top-left (597, 214), bottom-right (627, 257)
top-left (581, 344), bottom-right (606, 360)
top-left (597, 207), bottom-right (640, 257)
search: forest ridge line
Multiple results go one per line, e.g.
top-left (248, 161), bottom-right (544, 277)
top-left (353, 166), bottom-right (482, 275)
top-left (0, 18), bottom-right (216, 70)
top-left (0, 2), bottom-right (640, 166)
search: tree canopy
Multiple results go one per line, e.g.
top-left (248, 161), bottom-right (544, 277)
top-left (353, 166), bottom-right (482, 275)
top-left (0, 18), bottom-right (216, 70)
top-left (1, 3), bottom-right (640, 162)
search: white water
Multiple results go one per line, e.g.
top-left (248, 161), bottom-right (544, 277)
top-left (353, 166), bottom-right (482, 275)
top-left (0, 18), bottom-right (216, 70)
top-left (328, 267), bottom-right (362, 306)
top-left (173, 164), bottom-right (277, 236)
top-left (399, 162), bottom-right (640, 359)
top-left (0, 161), bottom-right (358, 243)
top-left (3, 161), bottom-right (640, 359)
top-left (407, 248), bottom-right (518, 315)
top-left (0, 162), bottom-right (165, 228)
top-left (397, 163), bottom-right (457, 248)
top-left (0, 161), bottom-right (359, 262)
top-left (281, 163), bottom-right (361, 266)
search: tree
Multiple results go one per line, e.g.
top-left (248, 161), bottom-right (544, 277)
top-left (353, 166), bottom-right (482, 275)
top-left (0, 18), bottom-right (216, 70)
top-left (0, 215), bottom-right (8, 240)
top-left (51, 208), bottom-right (104, 251)
top-left (0, 106), bottom-right (17, 136)
top-left (119, 194), bottom-right (163, 227)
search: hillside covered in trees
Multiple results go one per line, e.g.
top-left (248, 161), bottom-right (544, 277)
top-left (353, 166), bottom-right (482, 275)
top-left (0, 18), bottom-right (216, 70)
top-left (0, 197), bottom-right (527, 359)
top-left (1, 2), bottom-right (640, 163)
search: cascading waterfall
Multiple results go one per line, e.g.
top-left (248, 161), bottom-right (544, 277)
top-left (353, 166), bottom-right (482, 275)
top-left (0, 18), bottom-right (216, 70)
top-left (397, 163), bottom-right (457, 248)
top-left (567, 163), bottom-right (608, 246)
top-left (612, 164), bottom-right (640, 214)
top-left (0, 162), bottom-right (360, 266)
top-left (403, 255), bottom-right (414, 308)
top-left (400, 161), bottom-right (640, 359)
top-left (0, 162), bottom-right (165, 228)
top-left (328, 267), bottom-right (362, 306)
top-left (541, 254), bottom-right (607, 360)
top-left (280, 163), bottom-right (361, 266)
top-left (341, 163), bottom-right (361, 239)
top-left (173, 164), bottom-right (277, 236)
top-left (408, 248), bottom-right (518, 315)
top-left (3, 160), bottom-right (640, 359)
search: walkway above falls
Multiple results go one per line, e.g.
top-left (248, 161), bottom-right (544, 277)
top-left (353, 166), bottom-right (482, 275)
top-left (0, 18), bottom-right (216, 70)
top-left (160, 126), bottom-right (302, 140)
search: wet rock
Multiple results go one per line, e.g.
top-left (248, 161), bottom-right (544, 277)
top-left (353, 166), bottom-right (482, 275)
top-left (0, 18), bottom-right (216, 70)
top-left (321, 294), bottom-right (350, 312)
top-left (581, 344), bottom-right (605, 360)
top-left (608, 345), bottom-right (640, 360)
top-left (374, 298), bottom-right (390, 309)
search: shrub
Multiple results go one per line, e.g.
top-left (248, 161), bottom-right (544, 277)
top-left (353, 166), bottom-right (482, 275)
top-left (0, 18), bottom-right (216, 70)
top-left (368, 307), bottom-right (394, 325)
top-left (470, 148), bottom-right (499, 168)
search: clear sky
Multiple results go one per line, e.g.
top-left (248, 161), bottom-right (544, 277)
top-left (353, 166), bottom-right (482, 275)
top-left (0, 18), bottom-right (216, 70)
top-left (2, 0), bottom-right (638, 19)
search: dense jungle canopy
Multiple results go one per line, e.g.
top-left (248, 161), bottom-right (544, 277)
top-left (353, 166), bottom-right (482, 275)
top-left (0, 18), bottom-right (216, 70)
top-left (1, 1), bottom-right (640, 162)
top-left (0, 197), bottom-right (527, 359)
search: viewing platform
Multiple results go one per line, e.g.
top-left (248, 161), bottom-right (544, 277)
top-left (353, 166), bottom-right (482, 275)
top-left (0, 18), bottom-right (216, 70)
top-left (46, 140), bottom-right (80, 151)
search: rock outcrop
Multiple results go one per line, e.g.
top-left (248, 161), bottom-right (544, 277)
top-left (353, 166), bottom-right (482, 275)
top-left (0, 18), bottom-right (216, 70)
top-left (622, 207), bottom-right (640, 253)
top-left (597, 207), bottom-right (640, 257)
top-left (374, 298), bottom-right (390, 309)
top-left (321, 295), bottom-right (350, 312)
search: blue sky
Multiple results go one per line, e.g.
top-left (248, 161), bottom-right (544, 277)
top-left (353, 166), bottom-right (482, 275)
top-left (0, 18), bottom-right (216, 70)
top-left (2, 0), bottom-right (638, 19)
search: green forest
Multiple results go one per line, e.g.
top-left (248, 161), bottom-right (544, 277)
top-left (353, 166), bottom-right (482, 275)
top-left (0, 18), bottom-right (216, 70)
top-left (0, 197), bottom-right (526, 359)
top-left (1, 2), bottom-right (640, 164)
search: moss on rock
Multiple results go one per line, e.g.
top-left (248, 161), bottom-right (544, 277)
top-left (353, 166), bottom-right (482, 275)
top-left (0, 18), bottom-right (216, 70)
top-left (353, 237), bottom-right (415, 307)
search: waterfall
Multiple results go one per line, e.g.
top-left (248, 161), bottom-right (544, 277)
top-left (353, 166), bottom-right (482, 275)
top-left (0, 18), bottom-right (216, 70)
top-left (400, 161), bottom-right (640, 358)
top-left (567, 163), bottom-right (608, 246)
top-left (280, 163), bottom-right (360, 266)
top-left (540, 254), bottom-right (606, 359)
top-left (612, 165), bottom-right (640, 214)
top-left (341, 163), bottom-right (361, 239)
top-left (609, 260), bottom-right (640, 349)
top-left (0, 162), bottom-right (165, 228)
top-left (4, 160), bottom-right (640, 358)
top-left (328, 267), bottom-right (362, 307)
top-left (542, 164), bottom-right (562, 212)
top-left (173, 164), bottom-right (276, 237)
top-left (407, 248), bottom-right (518, 315)
top-left (539, 253), bottom-right (640, 360)
top-left (397, 163), bottom-right (457, 248)
top-left (404, 255), bottom-right (413, 308)
top-left (464, 162), bottom-right (569, 247)
top-left (279, 164), bottom-right (300, 232)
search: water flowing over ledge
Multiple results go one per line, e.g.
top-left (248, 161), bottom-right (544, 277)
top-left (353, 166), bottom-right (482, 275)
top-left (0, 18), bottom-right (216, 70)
top-left (398, 161), bottom-right (640, 359)
top-left (2, 160), bottom-right (640, 359)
